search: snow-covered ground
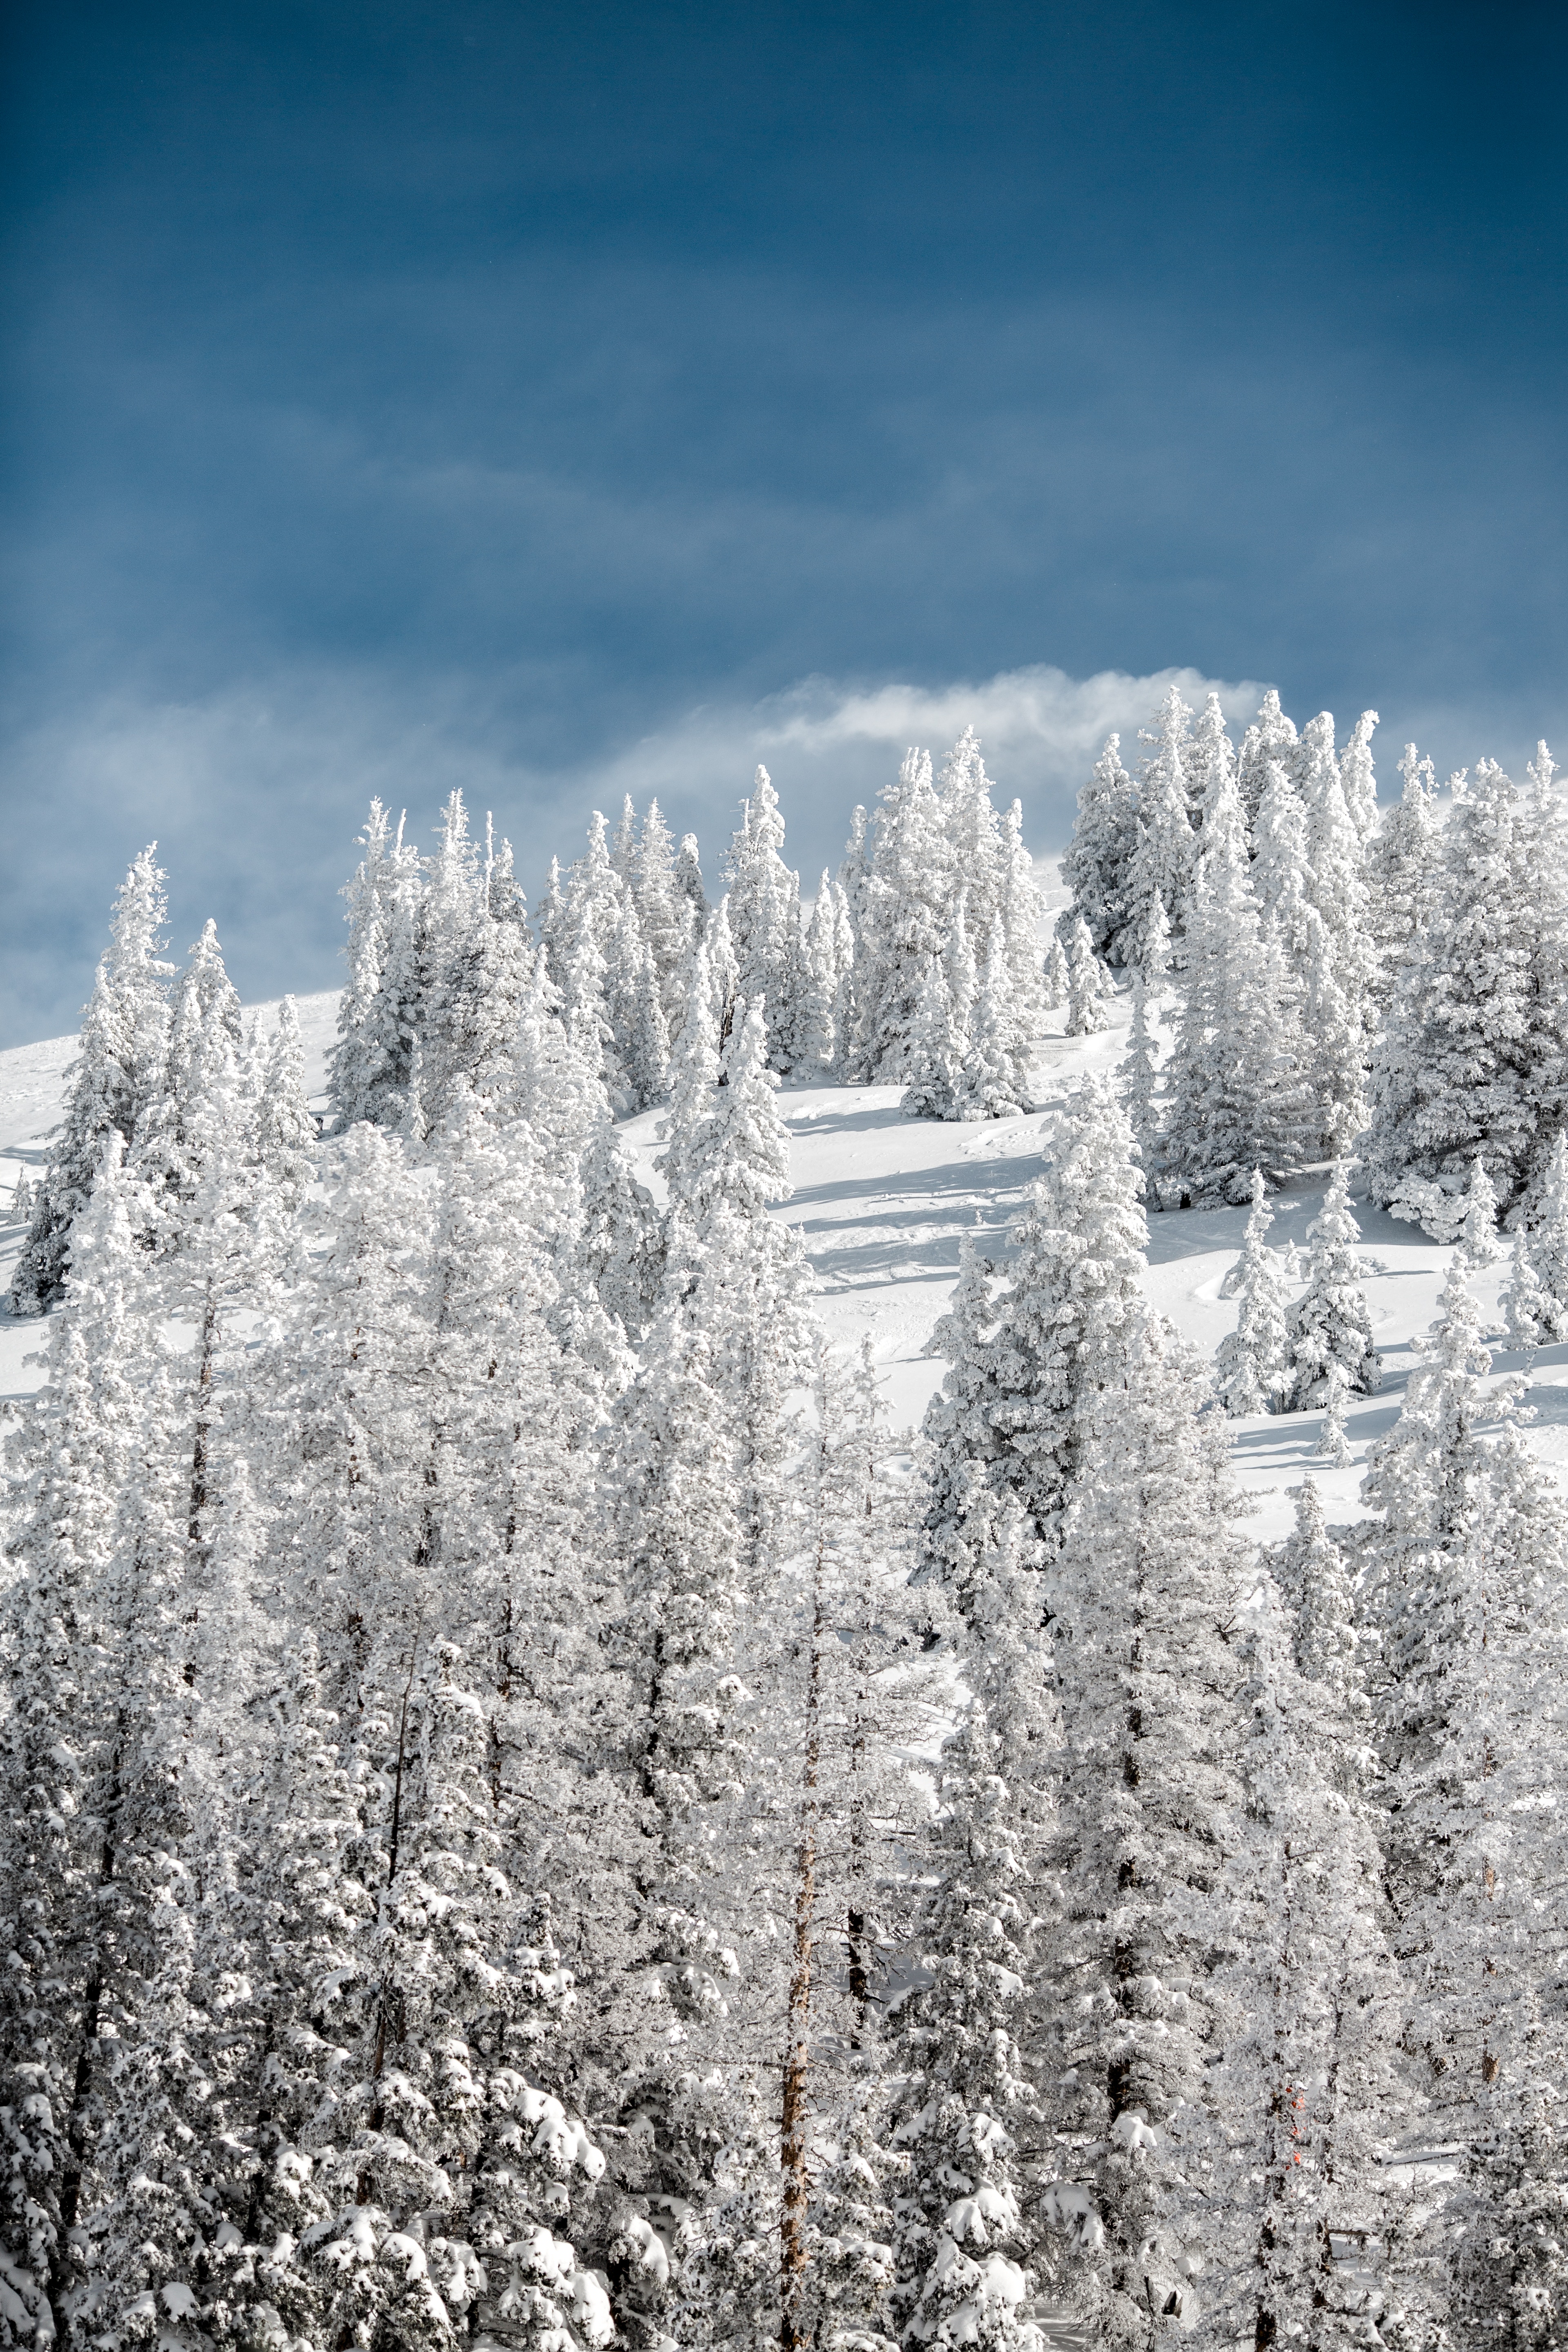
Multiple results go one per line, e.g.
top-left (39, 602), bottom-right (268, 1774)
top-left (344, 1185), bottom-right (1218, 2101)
top-left (5, 984), bottom-right (1565, 1550)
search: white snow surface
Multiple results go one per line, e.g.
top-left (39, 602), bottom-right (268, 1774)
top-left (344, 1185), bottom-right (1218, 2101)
top-left (6, 985), bottom-right (1566, 1547)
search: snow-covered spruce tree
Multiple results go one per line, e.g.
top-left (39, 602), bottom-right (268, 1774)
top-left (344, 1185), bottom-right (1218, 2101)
top-left (411, 788), bottom-right (492, 1127)
top-left (844, 748), bottom-right (954, 1085)
top-left (1063, 913), bottom-right (1110, 1036)
top-left (1063, 734), bottom-right (1138, 965)
top-left (1119, 971), bottom-right (1162, 1185)
top-left (1515, 1127), bottom-right (1568, 1341)
top-left (434, 826), bottom-right (538, 1115)
top-left (632, 798), bottom-right (697, 1030)
top-left (1207, 1536), bottom-right (1412, 2351)
top-left (1184, 688), bottom-right (1233, 834)
top-left (1339, 706), bottom-right (1381, 844)
top-left (953, 946), bottom-right (1032, 1122)
top-left (726, 765), bottom-right (808, 1074)
top-left (601, 1001), bottom-right (816, 2328)
top-left (1364, 752), bottom-right (1568, 1229)
top-left (900, 957), bottom-right (967, 1123)
top-left (12, 845), bottom-right (176, 1312)
top-left (686, 1338), bottom-right (931, 2352)
top-left (1360, 1274), bottom-right (1568, 2333)
top-left (0, 1138), bottom-right (230, 2352)
top-left (0, 1152), bottom-right (157, 2345)
top-left (252, 996), bottom-right (319, 1211)
top-left (801, 873), bottom-right (844, 1073)
top-left (534, 854), bottom-right (568, 993)
top-left (292, 1635), bottom-right (610, 2352)
top-left (606, 895), bottom-right (671, 1111)
top-left (557, 810), bottom-right (630, 1101)
top-left (1365, 744), bottom-right (1439, 1003)
top-left (1214, 1169), bottom-right (1292, 1416)
top-left (1161, 763), bottom-right (1305, 1205)
top-left (1042, 932), bottom-right (1069, 1013)
top-left (674, 830), bottom-right (710, 934)
top-left (1122, 685), bottom-right (1196, 969)
top-left (1284, 1165), bottom-right (1381, 1409)
top-left (996, 799), bottom-right (1046, 1047)
top-left (935, 729), bottom-right (1007, 964)
top-left (1501, 1214), bottom-right (1557, 1357)
top-left (886, 1697), bottom-right (1045, 2352)
top-left (1251, 753), bottom-right (1314, 977)
top-left (919, 1075), bottom-right (1147, 1595)
top-left (1237, 687), bottom-right (1300, 834)
top-left (1295, 713), bottom-right (1378, 1159)
top-left (329, 799), bottom-right (425, 1132)
top-left (612, 792), bottom-right (640, 884)
top-left (1039, 1305), bottom-right (1252, 2342)
top-left (944, 890), bottom-right (978, 1043)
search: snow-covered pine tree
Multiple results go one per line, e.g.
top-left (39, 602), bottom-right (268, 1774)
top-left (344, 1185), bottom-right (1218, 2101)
top-left (1251, 755), bottom-right (1314, 978)
top-left (1366, 744), bottom-right (1439, 1005)
top-left (1207, 1515), bottom-right (1409, 2350)
top-left (997, 799), bottom-right (1046, 1046)
top-left (535, 854), bottom-right (568, 993)
top-left (919, 1075), bottom-right (1147, 1594)
top-left (1062, 734), bottom-right (1138, 965)
top-left (1501, 1214), bottom-right (1557, 1357)
top-left (1119, 969), bottom-right (1161, 1183)
top-left (1040, 1305), bottom-right (1252, 2341)
top-left (1161, 762), bottom-right (1303, 1205)
top-left (1517, 1127), bottom-right (1568, 1340)
top-left (12, 846), bottom-right (176, 1312)
top-left (733, 1337), bottom-right (930, 2352)
top-left (1359, 1267), bottom-right (1568, 2333)
top-left (606, 895), bottom-right (671, 1110)
top-left (1042, 931), bottom-right (1069, 1012)
top-left (1214, 1169), bottom-right (1292, 1415)
top-left (1237, 687), bottom-right (1300, 833)
top-left (0, 1150), bottom-right (158, 2345)
top-left (800, 873), bottom-right (844, 1072)
top-left (612, 793), bottom-right (640, 884)
top-left (633, 799), bottom-right (697, 1030)
top-left (557, 811), bottom-right (628, 1101)
top-left (953, 947), bottom-right (1032, 1123)
top-left (1297, 712), bottom-right (1377, 1160)
top-left (1284, 1164), bottom-right (1381, 1409)
top-left (936, 728), bottom-right (1007, 970)
top-left (726, 766), bottom-right (807, 1074)
top-left (844, 749), bottom-right (954, 1085)
top-left (673, 829), bottom-right (709, 940)
top-left (329, 800), bottom-right (425, 1132)
top-left (1185, 688), bottom-right (1233, 833)
top-left (944, 889), bottom-right (978, 1043)
top-left (886, 1697), bottom-right (1044, 2352)
top-left (414, 788), bottom-right (490, 1126)
top-left (1339, 707), bottom-right (1381, 843)
top-left (1363, 753), bottom-right (1568, 1229)
top-left (1316, 1361), bottom-right (1352, 1465)
top-left (1122, 684), bottom-right (1196, 967)
top-left (899, 957), bottom-right (966, 1123)
top-left (252, 994), bottom-right (318, 1212)
top-left (0, 1138), bottom-right (226, 2352)
top-left (1063, 913), bottom-right (1110, 1036)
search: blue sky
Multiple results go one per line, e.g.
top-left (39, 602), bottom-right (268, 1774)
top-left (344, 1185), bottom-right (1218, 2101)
top-left (2, 0), bottom-right (1564, 1043)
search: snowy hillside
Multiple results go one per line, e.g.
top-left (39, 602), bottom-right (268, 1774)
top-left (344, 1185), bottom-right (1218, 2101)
top-left (7, 707), bottom-right (1568, 2352)
top-left (8, 982), bottom-right (1564, 1549)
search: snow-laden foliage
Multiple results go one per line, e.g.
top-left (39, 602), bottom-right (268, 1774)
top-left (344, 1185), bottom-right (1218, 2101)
top-left (8, 695), bottom-right (1568, 2351)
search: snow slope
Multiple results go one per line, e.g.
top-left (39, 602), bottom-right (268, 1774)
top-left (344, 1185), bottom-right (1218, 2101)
top-left (6, 985), bottom-right (1567, 1547)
